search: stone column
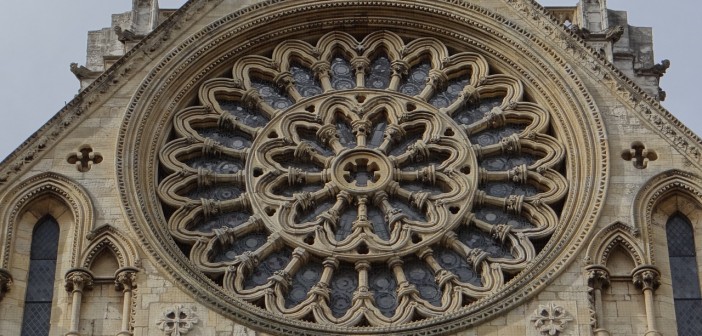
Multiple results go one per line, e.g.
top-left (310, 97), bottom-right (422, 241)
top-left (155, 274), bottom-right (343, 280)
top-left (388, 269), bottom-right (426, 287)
top-left (115, 267), bottom-right (138, 336)
top-left (586, 265), bottom-right (610, 336)
top-left (0, 268), bottom-right (12, 301)
top-left (632, 265), bottom-right (662, 336)
top-left (64, 268), bottom-right (94, 336)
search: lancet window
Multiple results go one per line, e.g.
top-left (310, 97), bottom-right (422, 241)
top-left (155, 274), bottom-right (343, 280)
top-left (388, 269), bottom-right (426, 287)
top-left (667, 213), bottom-right (702, 336)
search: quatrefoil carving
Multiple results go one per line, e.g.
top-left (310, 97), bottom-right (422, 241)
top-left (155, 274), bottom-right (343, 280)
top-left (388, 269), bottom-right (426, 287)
top-left (67, 145), bottom-right (103, 172)
top-left (621, 141), bottom-right (657, 169)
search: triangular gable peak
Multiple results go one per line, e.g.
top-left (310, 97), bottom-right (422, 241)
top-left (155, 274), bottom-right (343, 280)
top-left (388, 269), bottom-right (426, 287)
top-left (0, 0), bottom-right (698, 188)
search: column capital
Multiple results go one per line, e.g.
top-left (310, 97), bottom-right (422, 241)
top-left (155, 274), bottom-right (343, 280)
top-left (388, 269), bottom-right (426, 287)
top-left (586, 264), bottom-right (610, 289)
top-left (65, 268), bottom-right (94, 293)
top-left (632, 265), bottom-right (661, 291)
top-left (115, 266), bottom-right (139, 292)
top-left (0, 268), bottom-right (12, 300)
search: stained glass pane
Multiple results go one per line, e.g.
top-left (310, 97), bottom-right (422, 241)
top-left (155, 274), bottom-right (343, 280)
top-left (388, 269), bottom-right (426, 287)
top-left (22, 217), bottom-right (59, 336)
top-left (193, 211), bottom-right (252, 233)
top-left (20, 303), bottom-right (52, 336)
top-left (197, 128), bottom-right (251, 149)
top-left (452, 97), bottom-right (503, 126)
top-left (213, 232), bottom-right (267, 262)
top-left (668, 214), bottom-right (696, 256)
top-left (675, 300), bottom-right (702, 336)
top-left (330, 264), bottom-right (358, 317)
top-left (330, 56), bottom-right (355, 90)
top-left (251, 79), bottom-right (293, 110)
top-left (429, 77), bottom-right (471, 108)
top-left (369, 266), bottom-right (398, 317)
top-left (217, 99), bottom-right (269, 128)
top-left (285, 261), bottom-right (323, 308)
top-left (30, 217), bottom-right (59, 260)
top-left (244, 248), bottom-right (292, 289)
top-left (365, 55), bottom-right (391, 90)
top-left (399, 61), bottom-right (430, 96)
top-left (667, 214), bottom-right (702, 336)
top-left (403, 257), bottom-right (442, 306)
top-left (291, 63), bottom-right (323, 97)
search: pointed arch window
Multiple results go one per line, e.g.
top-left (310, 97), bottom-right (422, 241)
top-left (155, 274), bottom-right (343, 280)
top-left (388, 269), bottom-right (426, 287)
top-left (667, 213), bottom-right (702, 336)
top-left (20, 216), bottom-right (59, 336)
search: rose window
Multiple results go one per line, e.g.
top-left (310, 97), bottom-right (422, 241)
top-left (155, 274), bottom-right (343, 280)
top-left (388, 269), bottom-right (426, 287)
top-left (158, 31), bottom-right (567, 326)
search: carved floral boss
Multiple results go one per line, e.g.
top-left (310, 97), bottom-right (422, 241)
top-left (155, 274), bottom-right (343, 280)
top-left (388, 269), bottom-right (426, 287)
top-left (158, 31), bottom-right (567, 327)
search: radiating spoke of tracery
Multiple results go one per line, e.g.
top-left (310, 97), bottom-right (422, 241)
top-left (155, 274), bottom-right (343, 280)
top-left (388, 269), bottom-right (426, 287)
top-left (158, 31), bottom-right (567, 327)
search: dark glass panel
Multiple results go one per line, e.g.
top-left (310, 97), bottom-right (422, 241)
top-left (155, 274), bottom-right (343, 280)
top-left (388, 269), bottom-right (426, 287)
top-left (251, 79), bottom-right (293, 110)
top-left (244, 248), bottom-right (292, 289)
top-left (668, 214), bottom-right (696, 256)
top-left (22, 217), bottom-right (59, 336)
top-left (479, 154), bottom-right (537, 172)
top-left (213, 232), bottom-right (268, 262)
top-left (473, 205), bottom-right (533, 230)
top-left (469, 124), bottom-right (526, 147)
top-left (30, 217), bottom-right (59, 260)
top-left (452, 97), bottom-right (503, 126)
top-left (429, 77), bottom-right (471, 108)
top-left (369, 265), bottom-right (398, 317)
top-left (399, 62), bottom-right (431, 96)
top-left (20, 303), bottom-right (52, 336)
top-left (217, 99), bottom-right (269, 128)
top-left (482, 182), bottom-right (538, 198)
top-left (186, 185), bottom-right (242, 201)
top-left (330, 57), bottom-right (355, 90)
top-left (329, 264), bottom-right (358, 317)
top-left (285, 261), bottom-right (323, 308)
top-left (197, 128), bottom-right (251, 150)
top-left (192, 211), bottom-right (252, 233)
top-left (403, 257), bottom-right (442, 306)
top-left (434, 246), bottom-right (482, 286)
top-left (674, 300), bottom-right (702, 336)
top-left (185, 157), bottom-right (244, 175)
top-left (365, 55), bottom-right (392, 90)
top-left (456, 226), bottom-right (512, 259)
top-left (290, 63), bottom-right (323, 97)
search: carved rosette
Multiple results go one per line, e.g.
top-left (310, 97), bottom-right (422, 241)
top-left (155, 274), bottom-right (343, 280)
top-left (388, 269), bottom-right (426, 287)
top-left (64, 268), bottom-right (94, 293)
top-left (156, 304), bottom-right (199, 336)
top-left (157, 31), bottom-right (567, 326)
top-left (531, 303), bottom-right (573, 335)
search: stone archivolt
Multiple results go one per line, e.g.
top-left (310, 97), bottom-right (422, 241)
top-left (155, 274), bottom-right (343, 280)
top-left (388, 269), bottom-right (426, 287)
top-left (158, 31), bottom-right (567, 327)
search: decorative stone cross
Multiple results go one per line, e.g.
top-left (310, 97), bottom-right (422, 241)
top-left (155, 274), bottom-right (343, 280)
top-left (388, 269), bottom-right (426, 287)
top-left (67, 145), bottom-right (103, 172)
top-left (156, 304), bottom-right (199, 336)
top-left (621, 142), bottom-right (657, 169)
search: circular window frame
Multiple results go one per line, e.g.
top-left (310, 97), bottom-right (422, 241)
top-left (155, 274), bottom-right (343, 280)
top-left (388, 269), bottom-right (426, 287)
top-left (117, 1), bottom-right (608, 334)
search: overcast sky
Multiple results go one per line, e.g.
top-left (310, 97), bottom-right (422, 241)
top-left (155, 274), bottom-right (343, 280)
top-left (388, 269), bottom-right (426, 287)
top-left (0, 0), bottom-right (698, 160)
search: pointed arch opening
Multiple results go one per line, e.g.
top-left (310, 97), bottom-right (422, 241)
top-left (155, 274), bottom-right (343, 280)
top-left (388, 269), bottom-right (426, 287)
top-left (666, 212), bottom-right (702, 335)
top-left (20, 215), bottom-right (60, 336)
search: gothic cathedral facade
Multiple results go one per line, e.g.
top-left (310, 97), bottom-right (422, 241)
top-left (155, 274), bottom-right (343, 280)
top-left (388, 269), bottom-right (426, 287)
top-left (0, 0), bottom-right (698, 335)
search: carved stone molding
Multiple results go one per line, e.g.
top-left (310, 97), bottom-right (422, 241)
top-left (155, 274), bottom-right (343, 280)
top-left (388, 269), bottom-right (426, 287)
top-left (530, 303), bottom-right (574, 335)
top-left (632, 265), bottom-right (661, 291)
top-left (586, 265), bottom-right (610, 290)
top-left (0, 268), bottom-right (11, 300)
top-left (115, 267), bottom-right (139, 292)
top-left (65, 268), bottom-right (94, 293)
top-left (156, 305), bottom-right (199, 336)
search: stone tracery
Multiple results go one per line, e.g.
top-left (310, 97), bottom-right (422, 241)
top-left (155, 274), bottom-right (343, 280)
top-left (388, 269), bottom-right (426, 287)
top-left (158, 31), bottom-right (567, 327)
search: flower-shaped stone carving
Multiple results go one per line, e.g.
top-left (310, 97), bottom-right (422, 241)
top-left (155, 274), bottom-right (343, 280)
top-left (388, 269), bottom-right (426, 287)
top-left (158, 31), bottom-right (567, 327)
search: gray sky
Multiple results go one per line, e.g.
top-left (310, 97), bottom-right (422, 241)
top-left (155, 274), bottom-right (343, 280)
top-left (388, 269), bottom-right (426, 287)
top-left (0, 0), bottom-right (698, 160)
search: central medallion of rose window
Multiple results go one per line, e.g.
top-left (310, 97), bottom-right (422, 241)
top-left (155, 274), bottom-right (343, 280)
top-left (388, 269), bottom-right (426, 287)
top-left (248, 91), bottom-right (477, 262)
top-left (158, 31), bottom-right (567, 326)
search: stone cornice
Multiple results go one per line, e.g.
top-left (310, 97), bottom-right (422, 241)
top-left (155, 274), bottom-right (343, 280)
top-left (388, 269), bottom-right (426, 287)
top-left (506, 0), bottom-right (702, 170)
